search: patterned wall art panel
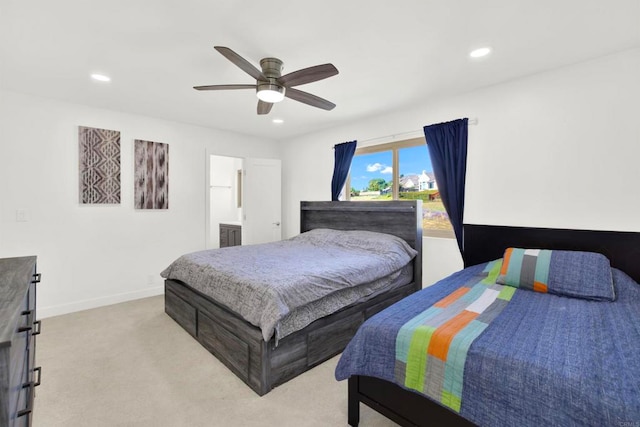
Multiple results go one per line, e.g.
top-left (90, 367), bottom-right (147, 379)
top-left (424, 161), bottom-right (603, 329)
top-left (134, 140), bottom-right (169, 209)
top-left (79, 126), bottom-right (121, 204)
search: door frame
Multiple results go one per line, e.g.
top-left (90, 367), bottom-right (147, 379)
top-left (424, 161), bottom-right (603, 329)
top-left (205, 150), bottom-right (243, 249)
top-left (205, 149), bottom-right (214, 249)
top-left (206, 151), bottom-right (283, 249)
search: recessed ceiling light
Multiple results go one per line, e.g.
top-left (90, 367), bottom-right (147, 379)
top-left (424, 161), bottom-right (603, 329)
top-left (272, 119), bottom-right (284, 124)
top-left (469, 47), bottom-right (492, 58)
top-left (91, 73), bottom-right (111, 82)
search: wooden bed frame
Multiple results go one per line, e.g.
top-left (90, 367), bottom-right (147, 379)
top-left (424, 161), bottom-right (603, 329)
top-left (164, 201), bottom-right (423, 396)
top-left (348, 223), bottom-right (640, 427)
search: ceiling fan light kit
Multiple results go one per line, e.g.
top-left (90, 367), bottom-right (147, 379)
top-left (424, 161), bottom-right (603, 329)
top-left (256, 83), bottom-right (285, 103)
top-left (194, 46), bottom-right (338, 115)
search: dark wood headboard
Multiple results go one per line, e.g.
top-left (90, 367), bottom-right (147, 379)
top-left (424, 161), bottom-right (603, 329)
top-left (463, 224), bottom-right (640, 283)
top-left (300, 201), bottom-right (423, 288)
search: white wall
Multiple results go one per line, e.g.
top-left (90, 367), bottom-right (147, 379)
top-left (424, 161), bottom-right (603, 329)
top-left (0, 91), bottom-right (280, 317)
top-left (280, 48), bottom-right (640, 286)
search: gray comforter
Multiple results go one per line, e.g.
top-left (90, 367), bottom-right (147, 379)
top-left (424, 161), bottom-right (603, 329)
top-left (161, 228), bottom-right (418, 341)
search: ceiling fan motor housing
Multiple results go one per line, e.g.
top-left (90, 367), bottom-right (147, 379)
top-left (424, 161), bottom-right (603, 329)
top-left (259, 57), bottom-right (283, 78)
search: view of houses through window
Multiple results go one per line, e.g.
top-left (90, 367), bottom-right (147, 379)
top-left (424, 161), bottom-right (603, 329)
top-left (345, 137), bottom-right (453, 238)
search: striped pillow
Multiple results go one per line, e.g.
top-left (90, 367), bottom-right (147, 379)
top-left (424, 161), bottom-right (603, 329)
top-left (496, 248), bottom-right (615, 301)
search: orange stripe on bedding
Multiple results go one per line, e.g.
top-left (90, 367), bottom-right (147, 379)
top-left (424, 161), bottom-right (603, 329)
top-left (533, 281), bottom-right (548, 293)
top-left (434, 287), bottom-right (470, 308)
top-left (500, 248), bottom-right (513, 275)
top-left (427, 310), bottom-right (477, 361)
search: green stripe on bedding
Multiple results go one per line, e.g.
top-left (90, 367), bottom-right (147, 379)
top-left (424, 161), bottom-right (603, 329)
top-left (405, 325), bottom-right (437, 391)
top-left (482, 259), bottom-right (503, 284)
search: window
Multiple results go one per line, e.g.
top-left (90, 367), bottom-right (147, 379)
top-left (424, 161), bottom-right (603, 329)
top-left (348, 150), bottom-right (393, 200)
top-left (346, 138), bottom-right (453, 238)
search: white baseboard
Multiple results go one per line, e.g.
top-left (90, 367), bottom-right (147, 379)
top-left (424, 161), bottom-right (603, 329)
top-left (38, 286), bottom-right (164, 319)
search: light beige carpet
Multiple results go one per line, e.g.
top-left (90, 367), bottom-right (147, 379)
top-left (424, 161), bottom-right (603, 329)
top-left (33, 296), bottom-right (398, 426)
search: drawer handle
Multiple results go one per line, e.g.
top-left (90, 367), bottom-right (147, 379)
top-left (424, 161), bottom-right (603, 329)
top-left (34, 366), bottom-right (42, 387)
top-left (32, 273), bottom-right (41, 284)
top-left (18, 325), bottom-right (32, 333)
top-left (32, 320), bottom-right (42, 336)
top-left (17, 381), bottom-right (36, 417)
top-left (21, 310), bottom-right (32, 316)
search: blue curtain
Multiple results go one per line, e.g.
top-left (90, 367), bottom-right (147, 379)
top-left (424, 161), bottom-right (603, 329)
top-left (423, 118), bottom-right (468, 254)
top-left (331, 140), bottom-right (357, 201)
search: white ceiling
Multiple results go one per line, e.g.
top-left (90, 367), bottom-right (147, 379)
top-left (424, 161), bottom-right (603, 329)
top-left (1, 0), bottom-right (639, 140)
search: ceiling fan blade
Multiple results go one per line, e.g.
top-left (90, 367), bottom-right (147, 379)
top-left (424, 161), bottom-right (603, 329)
top-left (257, 100), bottom-right (273, 115)
top-left (278, 64), bottom-right (338, 87)
top-left (193, 84), bottom-right (256, 91)
top-left (285, 88), bottom-right (336, 110)
top-left (214, 46), bottom-right (265, 81)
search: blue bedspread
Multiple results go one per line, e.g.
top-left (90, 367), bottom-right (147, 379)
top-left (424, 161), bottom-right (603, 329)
top-left (335, 263), bottom-right (640, 426)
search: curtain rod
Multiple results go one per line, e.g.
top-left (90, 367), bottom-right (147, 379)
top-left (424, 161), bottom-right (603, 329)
top-left (357, 118), bottom-right (478, 145)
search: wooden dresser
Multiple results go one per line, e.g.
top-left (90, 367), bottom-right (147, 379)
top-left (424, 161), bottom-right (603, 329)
top-left (0, 257), bottom-right (41, 427)
top-left (219, 223), bottom-right (242, 248)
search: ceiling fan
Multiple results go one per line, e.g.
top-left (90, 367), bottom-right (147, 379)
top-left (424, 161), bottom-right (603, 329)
top-left (194, 46), bottom-right (339, 115)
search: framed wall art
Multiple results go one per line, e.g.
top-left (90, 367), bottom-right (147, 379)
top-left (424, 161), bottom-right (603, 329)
top-left (79, 126), bottom-right (121, 204)
top-left (134, 139), bottom-right (169, 209)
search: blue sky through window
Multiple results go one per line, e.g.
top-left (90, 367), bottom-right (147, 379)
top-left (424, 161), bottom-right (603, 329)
top-left (350, 145), bottom-right (433, 191)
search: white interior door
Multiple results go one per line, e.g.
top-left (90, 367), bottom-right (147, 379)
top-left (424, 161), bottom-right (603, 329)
top-left (242, 158), bottom-right (282, 245)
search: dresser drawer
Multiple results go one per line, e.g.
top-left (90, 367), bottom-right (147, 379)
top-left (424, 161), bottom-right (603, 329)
top-left (13, 374), bottom-right (33, 427)
top-left (0, 257), bottom-right (39, 427)
top-left (9, 322), bottom-right (29, 380)
top-left (17, 354), bottom-right (39, 427)
top-left (14, 389), bottom-right (29, 427)
top-left (8, 352), bottom-right (27, 424)
top-left (9, 307), bottom-right (31, 397)
top-left (9, 350), bottom-right (30, 425)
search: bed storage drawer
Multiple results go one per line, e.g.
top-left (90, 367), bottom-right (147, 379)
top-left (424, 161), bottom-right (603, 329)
top-left (198, 312), bottom-right (250, 380)
top-left (307, 311), bottom-right (364, 366)
top-left (165, 289), bottom-right (197, 337)
top-left (364, 291), bottom-right (408, 319)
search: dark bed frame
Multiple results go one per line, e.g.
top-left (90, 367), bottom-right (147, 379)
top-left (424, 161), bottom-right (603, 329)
top-left (348, 223), bottom-right (640, 427)
top-left (164, 201), bottom-right (423, 396)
